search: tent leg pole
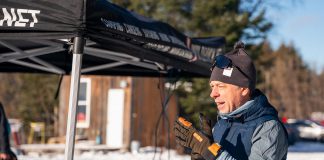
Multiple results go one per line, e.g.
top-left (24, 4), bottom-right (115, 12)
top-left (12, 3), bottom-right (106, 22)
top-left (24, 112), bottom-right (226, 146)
top-left (64, 36), bottom-right (84, 160)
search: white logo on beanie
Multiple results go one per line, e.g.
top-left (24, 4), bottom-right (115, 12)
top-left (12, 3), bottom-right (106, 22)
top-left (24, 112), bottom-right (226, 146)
top-left (223, 67), bottom-right (233, 77)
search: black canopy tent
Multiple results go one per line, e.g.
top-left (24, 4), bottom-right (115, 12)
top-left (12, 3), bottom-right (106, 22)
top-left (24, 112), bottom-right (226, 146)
top-left (0, 0), bottom-right (225, 159)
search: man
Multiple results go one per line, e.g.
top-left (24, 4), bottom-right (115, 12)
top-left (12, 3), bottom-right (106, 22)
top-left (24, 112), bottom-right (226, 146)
top-left (174, 41), bottom-right (288, 160)
top-left (0, 102), bottom-right (17, 160)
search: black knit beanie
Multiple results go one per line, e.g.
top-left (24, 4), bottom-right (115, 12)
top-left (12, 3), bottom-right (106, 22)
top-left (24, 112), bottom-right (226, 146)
top-left (210, 41), bottom-right (256, 90)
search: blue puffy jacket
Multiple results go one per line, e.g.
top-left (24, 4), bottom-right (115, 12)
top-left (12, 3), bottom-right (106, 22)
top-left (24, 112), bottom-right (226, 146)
top-left (212, 90), bottom-right (288, 160)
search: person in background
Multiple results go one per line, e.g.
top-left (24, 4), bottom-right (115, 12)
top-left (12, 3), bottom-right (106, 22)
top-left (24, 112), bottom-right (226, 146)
top-left (174, 41), bottom-right (288, 160)
top-left (0, 102), bottom-right (17, 160)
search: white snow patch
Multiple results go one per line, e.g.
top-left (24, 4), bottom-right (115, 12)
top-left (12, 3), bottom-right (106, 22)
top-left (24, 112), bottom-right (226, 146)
top-left (16, 141), bottom-right (324, 160)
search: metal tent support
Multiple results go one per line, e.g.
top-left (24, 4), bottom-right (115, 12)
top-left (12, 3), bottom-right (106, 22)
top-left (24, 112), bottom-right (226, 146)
top-left (64, 36), bottom-right (84, 160)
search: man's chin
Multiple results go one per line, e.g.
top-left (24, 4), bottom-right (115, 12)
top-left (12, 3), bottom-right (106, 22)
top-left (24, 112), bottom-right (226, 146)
top-left (217, 105), bottom-right (229, 114)
top-left (218, 110), bottom-right (229, 114)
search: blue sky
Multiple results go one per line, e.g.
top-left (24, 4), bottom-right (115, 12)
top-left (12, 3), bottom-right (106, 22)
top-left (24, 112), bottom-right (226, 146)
top-left (266, 0), bottom-right (324, 72)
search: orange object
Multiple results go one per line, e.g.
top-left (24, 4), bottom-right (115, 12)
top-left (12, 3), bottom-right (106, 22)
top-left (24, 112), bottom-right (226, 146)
top-left (178, 117), bottom-right (192, 127)
top-left (193, 133), bottom-right (203, 142)
top-left (208, 143), bottom-right (222, 156)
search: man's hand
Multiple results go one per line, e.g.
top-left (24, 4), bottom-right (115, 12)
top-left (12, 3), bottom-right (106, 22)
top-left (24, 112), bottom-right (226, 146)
top-left (0, 153), bottom-right (17, 160)
top-left (191, 113), bottom-right (213, 160)
top-left (199, 113), bottom-right (213, 139)
top-left (174, 117), bottom-right (222, 160)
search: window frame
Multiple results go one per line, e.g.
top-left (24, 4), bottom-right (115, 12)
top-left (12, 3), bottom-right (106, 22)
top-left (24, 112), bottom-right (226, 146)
top-left (76, 78), bottom-right (91, 128)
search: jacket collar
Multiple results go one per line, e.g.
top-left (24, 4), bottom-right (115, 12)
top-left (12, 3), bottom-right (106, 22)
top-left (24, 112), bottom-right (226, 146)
top-left (219, 89), bottom-right (278, 122)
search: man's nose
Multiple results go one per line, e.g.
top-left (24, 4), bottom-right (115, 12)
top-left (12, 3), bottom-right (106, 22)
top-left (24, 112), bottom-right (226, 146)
top-left (210, 87), bottom-right (219, 98)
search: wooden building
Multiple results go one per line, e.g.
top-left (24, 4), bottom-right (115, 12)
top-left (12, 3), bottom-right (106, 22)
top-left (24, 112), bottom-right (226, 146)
top-left (58, 76), bottom-right (178, 150)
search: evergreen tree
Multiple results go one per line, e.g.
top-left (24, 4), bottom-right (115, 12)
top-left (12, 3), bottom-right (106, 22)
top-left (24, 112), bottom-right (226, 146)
top-left (112, 0), bottom-right (272, 44)
top-left (262, 43), bottom-right (324, 119)
top-left (0, 73), bottom-right (60, 141)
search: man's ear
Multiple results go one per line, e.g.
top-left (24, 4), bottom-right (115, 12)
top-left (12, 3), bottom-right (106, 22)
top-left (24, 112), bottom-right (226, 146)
top-left (241, 87), bottom-right (250, 97)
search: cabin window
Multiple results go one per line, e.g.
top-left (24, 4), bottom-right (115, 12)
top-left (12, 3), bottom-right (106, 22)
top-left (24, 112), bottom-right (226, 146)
top-left (76, 78), bottom-right (91, 128)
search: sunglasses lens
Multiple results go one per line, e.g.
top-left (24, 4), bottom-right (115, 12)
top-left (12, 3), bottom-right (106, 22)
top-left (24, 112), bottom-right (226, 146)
top-left (210, 55), bottom-right (231, 71)
top-left (215, 55), bottom-right (231, 68)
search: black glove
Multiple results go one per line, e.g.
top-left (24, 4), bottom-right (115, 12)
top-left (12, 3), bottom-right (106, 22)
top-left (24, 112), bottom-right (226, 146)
top-left (174, 117), bottom-right (222, 160)
top-left (191, 113), bottom-right (213, 160)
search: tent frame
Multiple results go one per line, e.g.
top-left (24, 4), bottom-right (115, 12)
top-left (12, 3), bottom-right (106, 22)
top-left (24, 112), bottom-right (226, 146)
top-left (0, 37), bottom-right (174, 160)
top-left (65, 36), bottom-right (84, 160)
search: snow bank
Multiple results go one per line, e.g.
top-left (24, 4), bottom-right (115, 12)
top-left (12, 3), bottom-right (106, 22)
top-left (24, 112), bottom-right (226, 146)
top-left (17, 141), bottom-right (324, 160)
top-left (17, 146), bottom-right (190, 160)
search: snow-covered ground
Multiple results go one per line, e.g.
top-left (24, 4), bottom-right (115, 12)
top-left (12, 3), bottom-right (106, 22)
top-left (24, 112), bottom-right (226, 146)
top-left (287, 141), bottom-right (324, 160)
top-left (16, 141), bottom-right (324, 160)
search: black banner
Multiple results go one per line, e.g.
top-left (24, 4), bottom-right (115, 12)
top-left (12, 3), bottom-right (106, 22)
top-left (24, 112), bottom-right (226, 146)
top-left (0, 0), bottom-right (83, 39)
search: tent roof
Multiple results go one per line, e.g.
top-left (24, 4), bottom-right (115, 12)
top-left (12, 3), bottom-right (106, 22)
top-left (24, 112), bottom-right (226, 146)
top-left (0, 0), bottom-right (225, 77)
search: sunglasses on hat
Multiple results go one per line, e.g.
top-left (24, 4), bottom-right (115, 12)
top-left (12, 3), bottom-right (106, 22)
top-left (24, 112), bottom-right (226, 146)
top-left (210, 55), bottom-right (251, 81)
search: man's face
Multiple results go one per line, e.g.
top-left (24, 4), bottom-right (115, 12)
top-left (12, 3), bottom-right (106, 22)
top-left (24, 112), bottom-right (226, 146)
top-left (209, 80), bottom-right (248, 114)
